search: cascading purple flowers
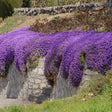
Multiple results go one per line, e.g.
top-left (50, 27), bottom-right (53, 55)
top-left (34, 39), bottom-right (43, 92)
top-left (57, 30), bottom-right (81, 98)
top-left (0, 27), bottom-right (112, 87)
top-left (0, 27), bottom-right (33, 76)
top-left (68, 32), bottom-right (112, 86)
top-left (86, 32), bottom-right (112, 72)
top-left (59, 31), bottom-right (96, 79)
top-left (44, 31), bottom-right (84, 85)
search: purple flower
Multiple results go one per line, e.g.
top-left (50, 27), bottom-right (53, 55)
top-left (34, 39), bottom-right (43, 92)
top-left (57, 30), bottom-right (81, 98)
top-left (0, 27), bottom-right (112, 88)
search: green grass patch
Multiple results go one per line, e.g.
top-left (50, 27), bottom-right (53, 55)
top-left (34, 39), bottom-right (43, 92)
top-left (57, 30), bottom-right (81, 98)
top-left (1, 90), bottom-right (112, 112)
top-left (1, 71), bottom-right (112, 112)
top-left (0, 15), bottom-right (27, 34)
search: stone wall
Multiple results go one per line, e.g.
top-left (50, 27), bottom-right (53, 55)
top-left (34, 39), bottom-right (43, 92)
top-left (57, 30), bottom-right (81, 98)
top-left (13, 2), bottom-right (106, 16)
top-left (0, 56), bottom-right (102, 103)
top-left (0, 57), bottom-right (52, 104)
top-left (51, 68), bottom-right (100, 100)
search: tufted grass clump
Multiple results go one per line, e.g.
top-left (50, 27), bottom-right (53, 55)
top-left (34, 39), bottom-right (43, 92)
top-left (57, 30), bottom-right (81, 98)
top-left (76, 70), bottom-right (112, 100)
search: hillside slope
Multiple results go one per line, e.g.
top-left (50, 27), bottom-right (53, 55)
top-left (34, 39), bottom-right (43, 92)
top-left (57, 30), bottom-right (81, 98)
top-left (0, 13), bottom-right (75, 34)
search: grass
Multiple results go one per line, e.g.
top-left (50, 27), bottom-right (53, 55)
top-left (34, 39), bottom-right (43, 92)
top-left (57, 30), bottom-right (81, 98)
top-left (0, 86), bottom-right (112, 112)
top-left (1, 71), bottom-right (112, 112)
top-left (0, 15), bottom-right (27, 34)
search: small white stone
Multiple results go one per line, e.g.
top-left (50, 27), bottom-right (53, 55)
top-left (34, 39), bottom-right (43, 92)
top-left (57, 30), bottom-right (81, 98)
top-left (33, 84), bottom-right (39, 89)
top-left (40, 83), bottom-right (47, 89)
top-left (35, 79), bottom-right (41, 84)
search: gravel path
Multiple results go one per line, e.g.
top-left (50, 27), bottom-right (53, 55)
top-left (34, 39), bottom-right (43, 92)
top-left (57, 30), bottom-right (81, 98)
top-left (0, 99), bottom-right (31, 108)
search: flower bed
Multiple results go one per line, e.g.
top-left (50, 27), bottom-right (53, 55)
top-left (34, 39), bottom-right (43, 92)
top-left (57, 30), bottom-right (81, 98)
top-left (0, 27), bottom-right (112, 87)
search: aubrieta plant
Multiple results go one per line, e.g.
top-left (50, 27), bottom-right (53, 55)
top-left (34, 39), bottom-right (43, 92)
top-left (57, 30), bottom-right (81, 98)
top-left (0, 27), bottom-right (112, 87)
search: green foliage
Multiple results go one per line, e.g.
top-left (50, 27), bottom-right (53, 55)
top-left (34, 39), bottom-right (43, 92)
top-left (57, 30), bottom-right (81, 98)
top-left (31, 0), bottom-right (107, 7)
top-left (22, 0), bottom-right (31, 7)
top-left (0, 0), bottom-right (13, 19)
top-left (0, 15), bottom-right (27, 34)
top-left (77, 70), bottom-right (112, 101)
top-left (7, 0), bottom-right (23, 8)
top-left (77, 76), bottom-right (108, 100)
top-left (57, 0), bottom-right (78, 6)
top-left (1, 87), bottom-right (112, 112)
top-left (0, 0), bottom-right (23, 19)
top-left (46, 0), bottom-right (56, 7)
top-left (105, 70), bottom-right (112, 86)
top-left (31, 0), bottom-right (56, 7)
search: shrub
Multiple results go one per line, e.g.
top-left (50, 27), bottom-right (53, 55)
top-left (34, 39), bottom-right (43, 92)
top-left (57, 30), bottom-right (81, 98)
top-left (0, 0), bottom-right (23, 18)
top-left (0, 0), bottom-right (13, 19)
top-left (22, 0), bottom-right (31, 7)
top-left (30, 16), bottom-right (75, 34)
top-left (77, 75), bottom-right (108, 100)
top-left (32, 0), bottom-right (56, 7)
top-left (77, 70), bottom-right (112, 100)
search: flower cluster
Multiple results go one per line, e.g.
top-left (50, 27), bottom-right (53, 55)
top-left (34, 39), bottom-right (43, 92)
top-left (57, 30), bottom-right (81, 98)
top-left (0, 27), bottom-right (112, 87)
top-left (67, 32), bottom-right (112, 86)
top-left (0, 27), bottom-right (40, 76)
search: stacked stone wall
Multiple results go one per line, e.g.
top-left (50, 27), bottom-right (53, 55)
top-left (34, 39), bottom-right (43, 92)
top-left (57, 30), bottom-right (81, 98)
top-left (0, 56), bottom-right (101, 102)
top-left (13, 2), bottom-right (106, 16)
top-left (0, 57), bottom-right (52, 103)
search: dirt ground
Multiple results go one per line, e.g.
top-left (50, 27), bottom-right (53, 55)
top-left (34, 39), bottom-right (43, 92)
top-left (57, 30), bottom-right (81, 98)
top-left (0, 98), bottom-right (31, 108)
